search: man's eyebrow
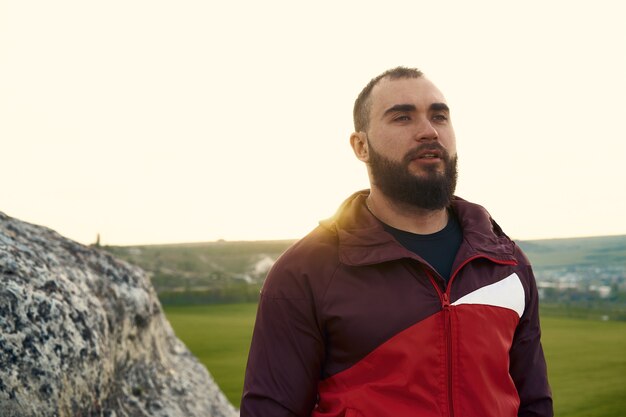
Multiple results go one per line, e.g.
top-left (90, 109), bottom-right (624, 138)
top-left (382, 104), bottom-right (416, 117)
top-left (382, 102), bottom-right (449, 118)
top-left (430, 102), bottom-right (450, 112)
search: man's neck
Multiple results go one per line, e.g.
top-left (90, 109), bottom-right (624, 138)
top-left (366, 189), bottom-right (449, 235)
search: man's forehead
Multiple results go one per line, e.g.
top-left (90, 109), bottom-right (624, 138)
top-left (370, 76), bottom-right (446, 111)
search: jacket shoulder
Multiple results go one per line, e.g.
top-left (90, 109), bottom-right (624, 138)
top-left (512, 242), bottom-right (533, 267)
top-left (261, 224), bottom-right (341, 300)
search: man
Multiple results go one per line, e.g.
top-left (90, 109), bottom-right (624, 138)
top-left (241, 67), bottom-right (553, 417)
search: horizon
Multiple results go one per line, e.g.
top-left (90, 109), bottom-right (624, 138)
top-left (101, 232), bottom-right (626, 248)
top-left (4, 207), bottom-right (626, 247)
top-left (4, 208), bottom-right (620, 248)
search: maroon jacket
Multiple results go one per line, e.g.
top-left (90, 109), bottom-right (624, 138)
top-left (241, 191), bottom-right (552, 417)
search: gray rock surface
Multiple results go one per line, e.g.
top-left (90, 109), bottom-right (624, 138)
top-left (0, 212), bottom-right (238, 417)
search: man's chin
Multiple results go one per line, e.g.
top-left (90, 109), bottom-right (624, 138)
top-left (408, 165), bottom-right (445, 178)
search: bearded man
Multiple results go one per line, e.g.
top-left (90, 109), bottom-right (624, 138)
top-left (241, 67), bottom-right (553, 417)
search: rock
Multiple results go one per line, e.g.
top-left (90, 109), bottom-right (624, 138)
top-left (0, 212), bottom-right (238, 417)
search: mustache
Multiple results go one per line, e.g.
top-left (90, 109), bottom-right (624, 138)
top-left (403, 143), bottom-right (450, 164)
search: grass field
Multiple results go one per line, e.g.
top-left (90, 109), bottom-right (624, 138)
top-left (540, 317), bottom-right (626, 417)
top-left (164, 303), bottom-right (626, 415)
top-left (164, 303), bottom-right (257, 405)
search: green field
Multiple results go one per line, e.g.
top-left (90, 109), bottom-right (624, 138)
top-left (540, 317), bottom-right (626, 417)
top-left (164, 303), bottom-right (257, 405)
top-left (164, 303), bottom-right (626, 415)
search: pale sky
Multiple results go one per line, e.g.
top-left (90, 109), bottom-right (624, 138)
top-left (1, 0), bottom-right (625, 246)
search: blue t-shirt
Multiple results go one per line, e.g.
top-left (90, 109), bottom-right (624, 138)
top-left (382, 210), bottom-right (463, 282)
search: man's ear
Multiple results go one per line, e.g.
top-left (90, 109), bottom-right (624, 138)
top-left (350, 132), bottom-right (369, 162)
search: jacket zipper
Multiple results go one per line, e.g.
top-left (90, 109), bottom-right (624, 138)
top-left (442, 292), bottom-right (453, 417)
top-left (424, 270), bottom-right (454, 417)
top-left (424, 254), bottom-right (518, 417)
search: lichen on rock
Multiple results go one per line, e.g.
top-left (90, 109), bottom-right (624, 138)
top-left (0, 212), bottom-right (237, 417)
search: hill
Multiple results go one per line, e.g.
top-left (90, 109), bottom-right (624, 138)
top-left (104, 240), bottom-right (295, 303)
top-left (516, 234), bottom-right (626, 269)
top-left (104, 234), bottom-right (626, 311)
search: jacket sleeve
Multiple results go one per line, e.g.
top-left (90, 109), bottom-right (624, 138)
top-left (240, 261), bottom-right (325, 417)
top-left (509, 256), bottom-right (554, 417)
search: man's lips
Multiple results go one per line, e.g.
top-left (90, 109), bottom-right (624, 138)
top-left (406, 146), bottom-right (446, 162)
top-left (416, 151), bottom-right (442, 160)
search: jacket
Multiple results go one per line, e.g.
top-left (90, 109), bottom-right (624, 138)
top-left (241, 191), bottom-right (553, 417)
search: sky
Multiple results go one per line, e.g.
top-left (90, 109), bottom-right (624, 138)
top-left (1, 0), bottom-right (625, 246)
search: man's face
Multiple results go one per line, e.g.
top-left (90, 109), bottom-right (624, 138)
top-left (360, 77), bottom-right (458, 209)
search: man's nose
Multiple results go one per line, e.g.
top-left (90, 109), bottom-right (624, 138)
top-left (415, 119), bottom-right (439, 142)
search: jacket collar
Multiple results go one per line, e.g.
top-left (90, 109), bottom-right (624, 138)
top-left (319, 190), bottom-right (517, 267)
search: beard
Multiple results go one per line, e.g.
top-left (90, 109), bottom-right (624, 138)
top-left (367, 140), bottom-right (458, 210)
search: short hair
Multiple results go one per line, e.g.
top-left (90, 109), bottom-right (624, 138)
top-left (353, 66), bottom-right (424, 132)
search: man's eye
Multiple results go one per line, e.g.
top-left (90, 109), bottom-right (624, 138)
top-left (394, 115), bottom-right (411, 121)
top-left (433, 114), bottom-right (448, 122)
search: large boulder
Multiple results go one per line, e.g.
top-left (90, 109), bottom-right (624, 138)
top-left (0, 212), bottom-right (238, 417)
